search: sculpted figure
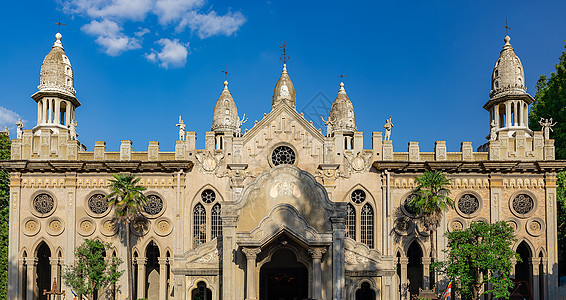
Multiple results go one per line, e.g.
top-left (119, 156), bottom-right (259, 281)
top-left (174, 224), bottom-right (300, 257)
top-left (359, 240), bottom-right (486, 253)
top-left (383, 116), bottom-right (393, 141)
top-left (69, 120), bottom-right (77, 140)
top-left (237, 114), bottom-right (248, 137)
top-left (279, 80), bottom-right (290, 98)
top-left (176, 115), bottom-right (186, 141)
top-left (490, 119), bottom-right (497, 140)
top-left (539, 117), bottom-right (557, 139)
top-left (320, 116), bottom-right (334, 136)
top-left (16, 118), bottom-right (23, 139)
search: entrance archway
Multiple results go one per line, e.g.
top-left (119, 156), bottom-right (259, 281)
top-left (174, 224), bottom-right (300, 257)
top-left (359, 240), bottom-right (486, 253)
top-left (355, 281), bottom-right (376, 300)
top-left (191, 281), bottom-right (212, 300)
top-left (145, 241), bottom-right (160, 299)
top-left (511, 241), bottom-right (532, 299)
top-left (407, 241), bottom-right (423, 297)
top-left (259, 249), bottom-right (308, 300)
top-left (36, 242), bottom-right (51, 300)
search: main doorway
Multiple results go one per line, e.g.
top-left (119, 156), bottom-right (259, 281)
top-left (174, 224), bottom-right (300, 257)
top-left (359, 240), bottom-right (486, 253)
top-left (259, 249), bottom-right (308, 300)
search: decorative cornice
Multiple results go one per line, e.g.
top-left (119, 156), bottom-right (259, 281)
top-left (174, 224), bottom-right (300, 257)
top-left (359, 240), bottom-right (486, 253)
top-left (373, 160), bottom-right (566, 174)
top-left (0, 160), bottom-right (193, 173)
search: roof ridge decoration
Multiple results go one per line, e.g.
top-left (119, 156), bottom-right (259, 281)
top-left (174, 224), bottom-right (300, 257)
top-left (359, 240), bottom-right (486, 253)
top-left (272, 64), bottom-right (296, 109)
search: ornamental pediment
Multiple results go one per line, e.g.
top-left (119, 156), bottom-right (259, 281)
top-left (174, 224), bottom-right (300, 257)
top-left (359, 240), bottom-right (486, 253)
top-left (183, 238), bottom-right (221, 267)
top-left (344, 238), bottom-right (391, 271)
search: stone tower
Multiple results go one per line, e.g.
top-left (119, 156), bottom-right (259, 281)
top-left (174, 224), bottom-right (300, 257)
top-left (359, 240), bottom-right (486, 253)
top-left (31, 32), bottom-right (81, 138)
top-left (272, 64), bottom-right (296, 109)
top-left (328, 82), bottom-right (357, 149)
top-left (484, 35), bottom-right (534, 139)
top-left (211, 81), bottom-right (240, 148)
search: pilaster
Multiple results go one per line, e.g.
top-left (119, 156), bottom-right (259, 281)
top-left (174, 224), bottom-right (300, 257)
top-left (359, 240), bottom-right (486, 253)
top-left (148, 141), bottom-right (160, 161)
top-left (434, 141), bottom-right (446, 161)
top-left (461, 141), bottom-right (473, 161)
top-left (120, 140), bottom-right (132, 160)
top-left (8, 173), bottom-right (21, 299)
top-left (94, 141), bottom-right (106, 160)
top-left (408, 141), bottom-right (419, 162)
top-left (242, 247), bottom-right (261, 300)
top-left (331, 204), bottom-right (347, 300)
top-left (382, 140), bottom-right (393, 160)
top-left (372, 132), bottom-right (382, 160)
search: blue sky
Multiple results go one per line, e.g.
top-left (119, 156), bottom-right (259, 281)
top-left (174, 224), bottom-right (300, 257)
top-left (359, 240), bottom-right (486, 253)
top-left (1, 0), bottom-right (565, 152)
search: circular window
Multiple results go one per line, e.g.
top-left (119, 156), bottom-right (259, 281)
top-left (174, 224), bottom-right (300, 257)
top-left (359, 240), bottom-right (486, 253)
top-left (143, 195), bottom-right (164, 215)
top-left (271, 145), bottom-right (296, 166)
top-left (201, 189), bottom-right (216, 204)
top-left (88, 194), bottom-right (109, 215)
top-left (33, 194), bottom-right (54, 215)
top-left (351, 189), bottom-right (366, 204)
top-left (457, 194), bottom-right (480, 215)
top-left (402, 193), bottom-right (419, 216)
top-left (512, 194), bottom-right (534, 216)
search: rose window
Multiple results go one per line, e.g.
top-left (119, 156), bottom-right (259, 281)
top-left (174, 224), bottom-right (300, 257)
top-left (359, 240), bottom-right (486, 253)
top-left (458, 194), bottom-right (480, 215)
top-left (88, 194), bottom-right (108, 214)
top-left (403, 194), bottom-right (419, 216)
top-left (351, 189), bottom-right (366, 204)
top-left (271, 145), bottom-right (296, 166)
top-left (33, 194), bottom-right (54, 214)
top-left (201, 189), bottom-right (216, 203)
top-left (143, 195), bottom-right (164, 215)
top-left (512, 194), bottom-right (534, 215)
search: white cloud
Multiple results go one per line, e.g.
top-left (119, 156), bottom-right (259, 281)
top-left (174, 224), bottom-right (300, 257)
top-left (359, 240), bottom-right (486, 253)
top-left (179, 10), bottom-right (246, 38)
top-left (154, 0), bottom-right (205, 24)
top-left (0, 106), bottom-right (22, 135)
top-left (135, 28), bottom-right (150, 37)
top-left (82, 19), bottom-right (142, 56)
top-left (145, 38), bottom-right (189, 68)
top-left (64, 0), bottom-right (153, 21)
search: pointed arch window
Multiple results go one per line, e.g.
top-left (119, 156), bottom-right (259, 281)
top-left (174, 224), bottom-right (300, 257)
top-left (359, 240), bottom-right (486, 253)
top-left (211, 203), bottom-right (222, 239)
top-left (361, 203), bottom-right (374, 248)
top-left (346, 203), bottom-right (356, 239)
top-left (193, 203), bottom-right (206, 245)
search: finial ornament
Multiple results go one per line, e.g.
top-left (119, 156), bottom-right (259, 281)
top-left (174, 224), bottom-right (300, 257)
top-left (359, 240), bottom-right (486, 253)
top-left (504, 18), bottom-right (511, 36)
top-left (55, 15), bottom-right (66, 33)
top-left (222, 64), bottom-right (230, 80)
top-left (176, 115), bottom-right (186, 141)
top-left (539, 117), bottom-right (557, 140)
top-left (16, 118), bottom-right (23, 139)
top-left (383, 116), bottom-right (393, 141)
top-left (280, 41), bottom-right (289, 64)
top-left (1, 126), bottom-right (8, 136)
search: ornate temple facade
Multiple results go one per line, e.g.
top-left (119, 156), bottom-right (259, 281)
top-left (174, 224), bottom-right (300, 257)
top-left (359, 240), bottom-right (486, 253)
top-left (3, 32), bottom-right (566, 300)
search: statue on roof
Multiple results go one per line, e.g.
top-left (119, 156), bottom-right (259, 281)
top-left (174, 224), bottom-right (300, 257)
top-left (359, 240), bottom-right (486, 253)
top-left (236, 114), bottom-right (248, 137)
top-left (16, 118), bottom-right (23, 139)
top-left (69, 120), bottom-right (77, 140)
top-left (384, 116), bottom-right (394, 141)
top-left (539, 117), bottom-right (557, 140)
top-left (320, 116), bottom-right (334, 137)
top-left (177, 115), bottom-right (186, 141)
top-left (490, 120), bottom-right (497, 141)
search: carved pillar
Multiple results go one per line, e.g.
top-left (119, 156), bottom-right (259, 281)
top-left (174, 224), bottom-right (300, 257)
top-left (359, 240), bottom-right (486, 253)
top-left (541, 257), bottom-right (548, 300)
top-left (25, 258), bottom-right (36, 300)
top-left (136, 257), bottom-right (147, 299)
top-left (49, 258), bottom-right (59, 293)
top-left (65, 102), bottom-right (71, 126)
top-left (159, 258), bottom-right (168, 300)
top-left (506, 103), bottom-right (511, 127)
top-left (422, 257), bottom-right (431, 289)
top-left (399, 257), bottom-right (409, 300)
top-left (513, 101), bottom-right (518, 126)
top-left (221, 208), bottom-right (239, 299)
top-left (331, 206), bottom-right (347, 300)
top-left (242, 247), bottom-right (261, 300)
top-left (309, 247), bottom-right (327, 300)
top-left (54, 99), bottom-right (60, 124)
top-left (510, 257), bottom-right (517, 279)
top-left (18, 258), bottom-right (24, 299)
top-left (529, 258), bottom-right (540, 300)
top-left (42, 99), bottom-right (47, 124)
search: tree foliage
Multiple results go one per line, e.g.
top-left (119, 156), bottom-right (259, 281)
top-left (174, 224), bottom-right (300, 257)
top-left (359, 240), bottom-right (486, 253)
top-left (529, 42), bottom-right (566, 159)
top-left (0, 133), bottom-right (11, 300)
top-left (557, 171), bottom-right (566, 278)
top-left (106, 174), bottom-right (147, 300)
top-left (63, 239), bottom-right (123, 300)
top-left (436, 221), bottom-right (518, 300)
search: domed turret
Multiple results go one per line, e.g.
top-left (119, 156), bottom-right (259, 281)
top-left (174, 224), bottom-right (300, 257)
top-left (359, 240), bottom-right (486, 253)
top-left (212, 81), bottom-right (239, 133)
top-left (38, 32), bottom-right (76, 96)
top-left (31, 32), bottom-right (81, 137)
top-left (490, 35), bottom-right (526, 98)
top-left (272, 64), bottom-right (296, 108)
top-left (484, 35), bottom-right (534, 139)
top-left (328, 82), bottom-right (356, 134)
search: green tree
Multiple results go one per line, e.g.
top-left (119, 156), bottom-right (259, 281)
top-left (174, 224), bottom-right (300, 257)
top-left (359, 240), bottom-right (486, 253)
top-left (557, 171), bottom-right (566, 278)
top-left (0, 132), bottom-right (11, 299)
top-left (64, 239), bottom-right (123, 300)
top-left (436, 221), bottom-right (518, 300)
top-left (106, 174), bottom-right (147, 300)
top-left (529, 42), bottom-right (566, 160)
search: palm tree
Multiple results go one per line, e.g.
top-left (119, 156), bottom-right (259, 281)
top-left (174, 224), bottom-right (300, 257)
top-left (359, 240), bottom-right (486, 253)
top-left (106, 173), bottom-right (148, 300)
top-left (408, 170), bottom-right (454, 288)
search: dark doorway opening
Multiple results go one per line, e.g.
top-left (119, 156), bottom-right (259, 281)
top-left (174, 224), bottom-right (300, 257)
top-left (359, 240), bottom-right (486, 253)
top-left (36, 242), bottom-right (51, 300)
top-left (510, 242), bottom-right (533, 300)
top-left (191, 281), bottom-right (212, 300)
top-left (407, 241), bottom-right (423, 297)
top-left (355, 282), bottom-right (376, 300)
top-left (260, 249), bottom-right (308, 300)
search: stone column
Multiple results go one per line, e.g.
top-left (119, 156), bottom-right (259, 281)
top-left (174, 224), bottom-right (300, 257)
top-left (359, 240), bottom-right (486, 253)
top-left (529, 257), bottom-right (540, 300)
top-left (18, 258), bottom-right (24, 299)
top-left (399, 257), bottom-right (409, 300)
top-left (25, 258), bottom-right (36, 300)
top-left (514, 101), bottom-right (518, 126)
top-left (242, 247), bottom-right (261, 300)
top-left (49, 258), bottom-right (59, 293)
top-left (42, 99), bottom-right (47, 124)
top-left (136, 257), bottom-right (147, 299)
top-left (54, 100), bottom-right (60, 124)
top-left (309, 247), bottom-right (327, 300)
top-left (65, 103), bottom-right (71, 126)
top-left (510, 257), bottom-right (517, 279)
top-left (331, 208), bottom-right (347, 300)
top-left (158, 258), bottom-right (168, 300)
top-left (541, 257), bottom-right (548, 300)
top-left (422, 257), bottom-right (431, 289)
top-left (505, 103), bottom-right (511, 127)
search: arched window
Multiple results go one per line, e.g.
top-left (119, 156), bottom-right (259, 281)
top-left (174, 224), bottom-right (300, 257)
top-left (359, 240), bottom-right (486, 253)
top-left (193, 203), bottom-right (206, 245)
top-left (211, 203), bottom-right (222, 239)
top-left (360, 204), bottom-right (374, 248)
top-left (346, 203), bottom-right (356, 240)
